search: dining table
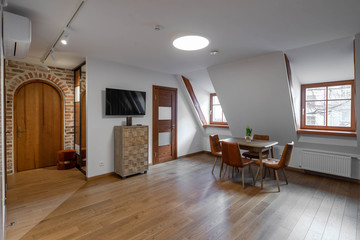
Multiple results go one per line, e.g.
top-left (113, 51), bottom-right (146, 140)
top-left (220, 137), bottom-right (279, 189)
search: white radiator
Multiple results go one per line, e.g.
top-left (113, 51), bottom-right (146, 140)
top-left (302, 151), bottom-right (351, 177)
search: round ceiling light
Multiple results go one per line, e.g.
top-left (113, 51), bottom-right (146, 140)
top-left (173, 35), bottom-right (209, 51)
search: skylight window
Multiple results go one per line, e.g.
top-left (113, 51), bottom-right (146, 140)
top-left (173, 35), bottom-right (209, 51)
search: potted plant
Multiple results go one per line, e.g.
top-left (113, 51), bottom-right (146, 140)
top-left (245, 125), bottom-right (252, 142)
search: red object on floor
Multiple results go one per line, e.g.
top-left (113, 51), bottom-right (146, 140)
top-left (57, 150), bottom-right (76, 170)
top-left (81, 148), bottom-right (86, 167)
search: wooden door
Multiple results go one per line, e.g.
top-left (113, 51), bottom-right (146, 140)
top-left (15, 81), bottom-right (63, 172)
top-left (152, 86), bottom-right (177, 164)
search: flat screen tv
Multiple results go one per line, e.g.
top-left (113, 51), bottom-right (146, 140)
top-left (105, 88), bottom-right (146, 115)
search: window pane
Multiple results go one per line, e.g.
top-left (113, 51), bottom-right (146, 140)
top-left (306, 101), bottom-right (325, 126)
top-left (212, 105), bottom-right (223, 122)
top-left (328, 85), bottom-right (351, 100)
top-left (159, 107), bottom-right (172, 120)
top-left (212, 95), bottom-right (220, 104)
top-left (328, 100), bottom-right (351, 127)
top-left (306, 87), bottom-right (326, 100)
top-left (159, 132), bottom-right (171, 146)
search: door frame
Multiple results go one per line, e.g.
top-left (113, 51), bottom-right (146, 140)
top-left (14, 80), bottom-right (64, 172)
top-left (152, 85), bottom-right (177, 165)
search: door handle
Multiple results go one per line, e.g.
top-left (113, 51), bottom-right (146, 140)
top-left (17, 126), bottom-right (25, 138)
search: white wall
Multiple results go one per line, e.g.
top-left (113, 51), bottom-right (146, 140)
top-left (208, 52), bottom-right (297, 145)
top-left (176, 70), bottom-right (232, 152)
top-left (86, 58), bottom-right (203, 178)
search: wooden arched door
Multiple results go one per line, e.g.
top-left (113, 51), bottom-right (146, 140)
top-left (14, 81), bottom-right (63, 172)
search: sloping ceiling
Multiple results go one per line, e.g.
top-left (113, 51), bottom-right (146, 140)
top-left (285, 37), bottom-right (355, 84)
top-left (208, 52), bottom-right (297, 145)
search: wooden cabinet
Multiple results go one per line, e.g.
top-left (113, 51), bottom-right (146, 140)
top-left (114, 126), bottom-right (149, 177)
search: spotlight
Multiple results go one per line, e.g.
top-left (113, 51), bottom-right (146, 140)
top-left (50, 49), bottom-right (56, 61)
top-left (41, 62), bottom-right (50, 71)
top-left (61, 28), bottom-right (70, 45)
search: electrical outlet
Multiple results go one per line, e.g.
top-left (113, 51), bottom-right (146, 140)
top-left (99, 161), bottom-right (104, 167)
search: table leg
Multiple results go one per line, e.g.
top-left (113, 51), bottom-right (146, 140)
top-left (259, 151), bottom-right (263, 189)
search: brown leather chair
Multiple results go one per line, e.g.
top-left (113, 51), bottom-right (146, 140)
top-left (255, 142), bottom-right (294, 192)
top-left (222, 141), bottom-right (256, 188)
top-left (242, 134), bottom-right (273, 160)
top-left (209, 135), bottom-right (222, 176)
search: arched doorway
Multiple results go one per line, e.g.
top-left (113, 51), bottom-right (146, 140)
top-left (14, 80), bottom-right (64, 172)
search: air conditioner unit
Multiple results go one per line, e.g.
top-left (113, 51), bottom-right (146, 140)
top-left (3, 11), bottom-right (32, 59)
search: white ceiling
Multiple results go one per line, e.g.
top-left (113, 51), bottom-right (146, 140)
top-left (285, 37), bottom-right (355, 84)
top-left (5, 0), bottom-right (360, 74)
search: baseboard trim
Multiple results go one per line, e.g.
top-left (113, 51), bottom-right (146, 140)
top-left (177, 151), bottom-right (211, 159)
top-left (303, 169), bottom-right (360, 184)
top-left (286, 167), bottom-right (360, 184)
top-left (86, 172), bottom-right (116, 181)
top-left (285, 167), bottom-right (305, 173)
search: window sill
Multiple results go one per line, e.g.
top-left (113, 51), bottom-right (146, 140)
top-left (297, 129), bottom-right (357, 137)
top-left (204, 124), bottom-right (229, 129)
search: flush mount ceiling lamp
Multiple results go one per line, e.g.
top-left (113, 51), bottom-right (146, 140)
top-left (61, 27), bottom-right (70, 45)
top-left (173, 35), bottom-right (209, 51)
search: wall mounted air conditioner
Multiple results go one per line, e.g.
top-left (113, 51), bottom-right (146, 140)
top-left (3, 11), bottom-right (32, 59)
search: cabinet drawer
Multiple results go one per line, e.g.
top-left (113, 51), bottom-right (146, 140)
top-left (123, 144), bottom-right (148, 160)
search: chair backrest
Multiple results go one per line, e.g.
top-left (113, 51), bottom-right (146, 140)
top-left (209, 135), bottom-right (221, 154)
top-left (222, 141), bottom-right (245, 167)
top-left (253, 134), bottom-right (270, 155)
top-left (253, 134), bottom-right (269, 141)
top-left (277, 142), bottom-right (294, 168)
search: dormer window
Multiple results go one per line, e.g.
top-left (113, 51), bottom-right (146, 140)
top-left (210, 93), bottom-right (227, 125)
top-left (300, 80), bottom-right (355, 132)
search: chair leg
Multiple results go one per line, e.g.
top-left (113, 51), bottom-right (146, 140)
top-left (255, 167), bottom-right (260, 184)
top-left (211, 157), bottom-right (218, 174)
top-left (219, 159), bottom-right (224, 178)
top-left (223, 165), bottom-right (228, 179)
top-left (232, 166), bottom-right (235, 177)
top-left (263, 166), bottom-right (267, 179)
top-left (249, 165), bottom-right (255, 185)
top-left (241, 168), bottom-right (245, 189)
top-left (282, 168), bottom-right (288, 185)
top-left (275, 170), bottom-right (280, 192)
top-left (273, 169), bottom-right (276, 180)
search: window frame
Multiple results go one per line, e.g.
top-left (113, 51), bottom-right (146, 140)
top-left (300, 80), bottom-right (356, 132)
top-left (210, 93), bottom-right (227, 125)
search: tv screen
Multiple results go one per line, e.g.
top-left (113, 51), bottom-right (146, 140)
top-left (105, 88), bottom-right (146, 115)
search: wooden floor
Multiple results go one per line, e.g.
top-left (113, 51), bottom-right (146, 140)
top-left (5, 153), bottom-right (360, 240)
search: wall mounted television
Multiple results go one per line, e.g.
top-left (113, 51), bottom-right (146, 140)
top-left (105, 88), bottom-right (146, 115)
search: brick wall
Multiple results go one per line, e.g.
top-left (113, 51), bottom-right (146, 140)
top-left (5, 60), bottom-right (74, 174)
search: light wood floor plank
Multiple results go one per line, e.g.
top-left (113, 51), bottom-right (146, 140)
top-left (5, 153), bottom-right (360, 240)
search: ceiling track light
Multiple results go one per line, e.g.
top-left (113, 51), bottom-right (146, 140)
top-left (41, 0), bottom-right (86, 63)
top-left (61, 27), bottom-right (70, 45)
top-left (50, 49), bottom-right (56, 61)
top-left (41, 62), bottom-right (50, 71)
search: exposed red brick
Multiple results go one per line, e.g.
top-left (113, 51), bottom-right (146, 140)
top-left (5, 60), bottom-right (75, 174)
